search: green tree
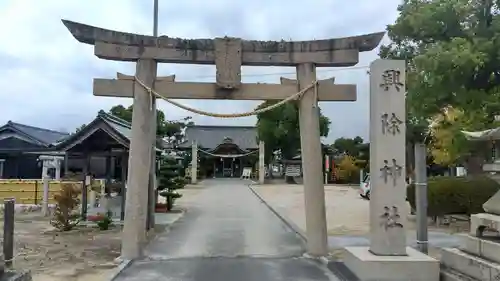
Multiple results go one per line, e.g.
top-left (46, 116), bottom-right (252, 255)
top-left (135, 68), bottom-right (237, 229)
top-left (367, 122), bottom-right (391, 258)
top-left (381, 0), bottom-right (500, 126)
top-left (332, 136), bottom-right (364, 157)
top-left (331, 137), bottom-right (369, 171)
top-left (380, 0), bottom-right (500, 170)
top-left (256, 101), bottom-right (331, 162)
top-left (157, 155), bottom-right (186, 210)
top-left (109, 105), bottom-right (133, 123)
top-left (108, 105), bottom-right (193, 146)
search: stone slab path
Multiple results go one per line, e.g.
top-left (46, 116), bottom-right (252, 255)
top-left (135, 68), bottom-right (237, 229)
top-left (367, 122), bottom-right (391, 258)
top-left (113, 179), bottom-right (341, 281)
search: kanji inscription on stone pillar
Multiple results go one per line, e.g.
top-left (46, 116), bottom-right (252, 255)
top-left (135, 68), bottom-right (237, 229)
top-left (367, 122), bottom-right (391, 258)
top-left (369, 59), bottom-right (407, 256)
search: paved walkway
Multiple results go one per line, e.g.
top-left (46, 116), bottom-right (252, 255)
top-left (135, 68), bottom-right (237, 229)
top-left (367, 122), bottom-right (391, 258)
top-left (113, 179), bottom-right (340, 281)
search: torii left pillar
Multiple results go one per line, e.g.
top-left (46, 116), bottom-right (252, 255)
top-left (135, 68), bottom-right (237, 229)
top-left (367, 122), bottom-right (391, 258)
top-left (121, 59), bottom-right (156, 260)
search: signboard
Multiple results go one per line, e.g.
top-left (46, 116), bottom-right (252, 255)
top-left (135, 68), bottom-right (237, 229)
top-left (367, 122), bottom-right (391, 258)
top-left (285, 165), bottom-right (301, 177)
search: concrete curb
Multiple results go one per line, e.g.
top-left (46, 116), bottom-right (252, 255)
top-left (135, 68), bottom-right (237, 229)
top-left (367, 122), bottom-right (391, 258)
top-left (154, 209), bottom-right (186, 235)
top-left (247, 182), bottom-right (355, 280)
top-left (247, 182), bottom-right (307, 243)
top-left (108, 210), bottom-right (186, 281)
top-left (108, 259), bottom-right (132, 281)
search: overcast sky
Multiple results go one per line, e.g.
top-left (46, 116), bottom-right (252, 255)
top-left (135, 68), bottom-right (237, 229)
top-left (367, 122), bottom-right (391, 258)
top-left (0, 0), bottom-right (401, 143)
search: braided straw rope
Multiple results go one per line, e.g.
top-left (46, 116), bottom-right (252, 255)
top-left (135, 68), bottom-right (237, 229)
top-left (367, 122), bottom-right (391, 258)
top-left (133, 76), bottom-right (318, 118)
top-left (197, 147), bottom-right (258, 158)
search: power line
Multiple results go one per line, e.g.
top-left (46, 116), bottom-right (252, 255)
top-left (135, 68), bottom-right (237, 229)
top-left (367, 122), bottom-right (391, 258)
top-left (175, 65), bottom-right (370, 80)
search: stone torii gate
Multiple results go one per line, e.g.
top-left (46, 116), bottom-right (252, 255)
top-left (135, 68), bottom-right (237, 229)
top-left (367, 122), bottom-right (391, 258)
top-left (62, 19), bottom-right (384, 260)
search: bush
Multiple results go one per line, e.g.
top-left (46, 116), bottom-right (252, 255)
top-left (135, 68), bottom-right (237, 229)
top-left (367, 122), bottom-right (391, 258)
top-left (406, 176), bottom-right (500, 217)
top-left (88, 211), bottom-right (113, 230)
top-left (158, 156), bottom-right (186, 211)
top-left (50, 183), bottom-right (81, 231)
top-left (335, 155), bottom-right (361, 184)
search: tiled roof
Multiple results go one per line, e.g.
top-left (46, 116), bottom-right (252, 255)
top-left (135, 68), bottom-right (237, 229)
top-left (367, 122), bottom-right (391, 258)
top-left (180, 125), bottom-right (258, 150)
top-left (56, 111), bottom-right (166, 151)
top-left (3, 121), bottom-right (69, 146)
top-left (98, 111), bottom-right (167, 149)
top-left (98, 111), bottom-right (132, 139)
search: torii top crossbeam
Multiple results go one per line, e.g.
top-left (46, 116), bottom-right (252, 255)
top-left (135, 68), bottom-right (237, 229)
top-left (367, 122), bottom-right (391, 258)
top-left (62, 20), bottom-right (384, 67)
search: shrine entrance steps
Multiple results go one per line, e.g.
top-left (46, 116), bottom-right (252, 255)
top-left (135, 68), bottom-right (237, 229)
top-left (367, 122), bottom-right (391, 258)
top-left (440, 233), bottom-right (500, 280)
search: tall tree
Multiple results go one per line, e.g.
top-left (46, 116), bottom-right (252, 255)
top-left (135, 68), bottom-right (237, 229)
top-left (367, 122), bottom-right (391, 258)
top-left (108, 105), bottom-right (193, 146)
top-left (381, 0), bottom-right (500, 126)
top-left (429, 106), bottom-right (495, 166)
top-left (331, 136), bottom-right (364, 157)
top-left (256, 101), bottom-right (330, 162)
top-left (380, 0), bottom-right (500, 169)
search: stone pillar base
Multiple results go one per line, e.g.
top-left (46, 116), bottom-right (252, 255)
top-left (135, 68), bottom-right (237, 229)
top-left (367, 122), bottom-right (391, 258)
top-left (343, 246), bottom-right (439, 281)
top-left (470, 213), bottom-right (500, 236)
top-left (0, 270), bottom-right (32, 281)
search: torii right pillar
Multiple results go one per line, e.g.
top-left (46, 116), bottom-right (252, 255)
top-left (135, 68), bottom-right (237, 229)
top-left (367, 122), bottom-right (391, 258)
top-left (297, 63), bottom-right (329, 257)
top-left (343, 59), bottom-right (439, 281)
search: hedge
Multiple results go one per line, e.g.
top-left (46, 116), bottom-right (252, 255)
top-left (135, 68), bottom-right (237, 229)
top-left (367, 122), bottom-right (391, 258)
top-left (406, 176), bottom-right (499, 217)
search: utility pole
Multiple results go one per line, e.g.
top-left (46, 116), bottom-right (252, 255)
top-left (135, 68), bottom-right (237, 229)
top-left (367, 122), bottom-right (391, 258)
top-left (414, 143), bottom-right (428, 254)
top-left (153, 0), bottom-right (159, 36)
top-left (147, 0), bottom-right (159, 231)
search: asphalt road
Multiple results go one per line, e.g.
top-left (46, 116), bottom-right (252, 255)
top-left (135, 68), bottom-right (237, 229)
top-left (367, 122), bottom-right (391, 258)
top-left (113, 179), bottom-right (341, 281)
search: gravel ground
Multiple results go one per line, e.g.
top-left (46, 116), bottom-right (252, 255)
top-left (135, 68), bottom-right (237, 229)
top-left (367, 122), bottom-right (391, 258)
top-left (251, 184), bottom-right (469, 260)
top-left (0, 186), bottom-right (204, 281)
top-left (0, 212), bottom-right (122, 281)
top-left (251, 184), bottom-right (393, 236)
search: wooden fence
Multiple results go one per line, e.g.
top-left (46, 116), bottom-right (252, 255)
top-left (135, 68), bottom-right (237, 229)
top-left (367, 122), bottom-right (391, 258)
top-left (0, 179), bottom-right (92, 204)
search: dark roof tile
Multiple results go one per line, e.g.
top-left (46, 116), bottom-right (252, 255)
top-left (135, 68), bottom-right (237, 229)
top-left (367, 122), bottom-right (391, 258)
top-left (7, 121), bottom-right (69, 146)
top-left (180, 125), bottom-right (257, 150)
top-left (56, 111), bottom-right (165, 151)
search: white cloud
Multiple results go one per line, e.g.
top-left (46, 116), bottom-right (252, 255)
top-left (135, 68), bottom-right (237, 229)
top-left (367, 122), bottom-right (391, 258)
top-left (0, 0), bottom-right (401, 142)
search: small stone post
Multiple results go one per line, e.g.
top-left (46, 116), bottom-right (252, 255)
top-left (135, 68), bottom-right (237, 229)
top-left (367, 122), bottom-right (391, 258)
top-left (41, 161), bottom-right (48, 180)
top-left (121, 59), bottom-right (155, 260)
top-left (63, 153), bottom-right (69, 176)
top-left (42, 176), bottom-right (49, 217)
top-left (258, 141), bottom-right (265, 184)
top-left (89, 190), bottom-right (97, 208)
top-left (0, 159), bottom-right (5, 179)
top-left (120, 153), bottom-right (128, 221)
top-left (3, 198), bottom-right (14, 269)
top-left (54, 159), bottom-right (61, 180)
top-left (297, 63), bottom-right (328, 257)
top-left (191, 141), bottom-right (198, 184)
top-left (81, 156), bottom-right (90, 221)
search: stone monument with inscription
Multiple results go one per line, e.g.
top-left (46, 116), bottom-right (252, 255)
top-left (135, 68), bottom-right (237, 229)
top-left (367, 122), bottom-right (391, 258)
top-left (343, 59), bottom-right (439, 281)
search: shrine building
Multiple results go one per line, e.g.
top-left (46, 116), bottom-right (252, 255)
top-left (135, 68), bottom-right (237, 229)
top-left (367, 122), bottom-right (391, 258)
top-left (178, 125), bottom-right (259, 178)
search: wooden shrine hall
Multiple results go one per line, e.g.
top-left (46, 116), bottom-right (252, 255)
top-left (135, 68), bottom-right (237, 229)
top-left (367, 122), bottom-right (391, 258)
top-left (178, 125), bottom-right (259, 179)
